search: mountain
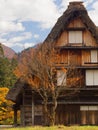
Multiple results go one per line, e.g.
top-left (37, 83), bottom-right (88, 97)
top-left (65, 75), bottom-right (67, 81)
top-left (17, 47), bottom-right (34, 63)
top-left (17, 43), bottom-right (40, 62)
top-left (1, 44), bottom-right (16, 59)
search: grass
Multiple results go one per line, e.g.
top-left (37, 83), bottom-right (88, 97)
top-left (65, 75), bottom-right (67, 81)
top-left (1, 126), bottom-right (98, 130)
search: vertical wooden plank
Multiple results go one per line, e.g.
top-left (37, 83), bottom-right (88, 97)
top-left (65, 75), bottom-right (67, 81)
top-left (14, 108), bottom-right (17, 126)
top-left (65, 112), bottom-right (69, 125)
top-left (91, 111), bottom-right (95, 125)
top-left (84, 30), bottom-right (97, 46)
top-left (60, 50), bottom-right (68, 64)
top-left (68, 18), bottom-right (85, 28)
top-left (32, 97), bottom-right (34, 125)
top-left (56, 31), bottom-right (68, 46)
top-left (83, 50), bottom-right (90, 64)
top-left (81, 111), bottom-right (87, 125)
top-left (95, 111), bottom-right (98, 125)
top-left (69, 50), bottom-right (81, 66)
top-left (88, 111), bottom-right (95, 125)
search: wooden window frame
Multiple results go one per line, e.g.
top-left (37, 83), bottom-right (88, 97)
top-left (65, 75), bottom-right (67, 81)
top-left (86, 69), bottom-right (98, 86)
top-left (80, 106), bottom-right (98, 111)
top-left (84, 50), bottom-right (98, 64)
top-left (91, 50), bottom-right (98, 63)
top-left (68, 30), bottom-right (83, 44)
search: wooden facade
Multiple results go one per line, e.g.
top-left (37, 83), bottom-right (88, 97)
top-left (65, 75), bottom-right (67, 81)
top-left (6, 1), bottom-right (98, 126)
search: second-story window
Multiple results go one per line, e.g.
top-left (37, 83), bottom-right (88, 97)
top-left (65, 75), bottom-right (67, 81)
top-left (69, 31), bottom-right (82, 44)
top-left (86, 70), bottom-right (98, 86)
top-left (57, 70), bottom-right (66, 86)
top-left (91, 50), bottom-right (98, 63)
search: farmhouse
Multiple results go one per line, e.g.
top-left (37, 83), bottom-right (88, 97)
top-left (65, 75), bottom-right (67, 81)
top-left (6, 1), bottom-right (98, 126)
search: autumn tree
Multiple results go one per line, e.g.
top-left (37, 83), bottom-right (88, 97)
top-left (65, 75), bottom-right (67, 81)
top-left (14, 47), bottom-right (34, 78)
top-left (25, 43), bottom-right (83, 126)
top-left (0, 87), bottom-right (14, 124)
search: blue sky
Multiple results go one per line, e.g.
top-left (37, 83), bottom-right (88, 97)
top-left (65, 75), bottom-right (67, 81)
top-left (0, 0), bottom-right (98, 53)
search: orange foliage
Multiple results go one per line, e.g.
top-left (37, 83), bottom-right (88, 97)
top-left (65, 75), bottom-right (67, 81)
top-left (26, 75), bottom-right (40, 89)
top-left (0, 87), bottom-right (14, 124)
top-left (14, 48), bottom-right (35, 78)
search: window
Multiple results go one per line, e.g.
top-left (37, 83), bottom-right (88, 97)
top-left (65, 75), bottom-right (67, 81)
top-left (69, 31), bottom-right (82, 43)
top-left (86, 70), bottom-right (98, 85)
top-left (80, 106), bottom-right (88, 111)
top-left (84, 50), bottom-right (98, 64)
top-left (91, 50), bottom-right (98, 63)
top-left (80, 106), bottom-right (98, 111)
top-left (57, 70), bottom-right (66, 86)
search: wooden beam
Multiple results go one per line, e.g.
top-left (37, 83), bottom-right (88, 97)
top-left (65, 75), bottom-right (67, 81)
top-left (55, 46), bottom-right (98, 50)
top-left (14, 108), bottom-right (17, 126)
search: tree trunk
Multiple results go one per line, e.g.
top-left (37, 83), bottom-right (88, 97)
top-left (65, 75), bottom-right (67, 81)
top-left (49, 96), bottom-right (57, 126)
top-left (43, 99), bottom-right (49, 126)
top-left (49, 111), bottom-right (55, 126)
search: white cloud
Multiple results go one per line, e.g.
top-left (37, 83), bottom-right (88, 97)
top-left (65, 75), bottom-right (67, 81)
top-left (3, 42), bottom-right (24, 48)
top-left (24, 43), bottom-right (35, 49)
top-left (8, 32), bottom-right (32, 43)
top-left (84, 0), bottom-right (94, 6)
top-left (0, 0), bottom-right (60, 29)
top-left (0, 0), bottom-right (97, 30)
top-left (88, 1), bottom-right (98, 26)
top-left (2, 42), bottom-right (15, 47)
top-left (0, 21), bottom-right (25, 33)
top-left (2, 42), bottom-right (36, 52)
top-left (33, 34), bottom-right (39, 39)
top-left (0, 32), bottom-right (33, 50)
top-left (59, 0), bottom-right (84, 13)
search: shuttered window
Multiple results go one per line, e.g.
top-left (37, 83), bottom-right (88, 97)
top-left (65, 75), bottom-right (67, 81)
top-left (91, 50), bottom-right (98, 63)
top-left (80, 106), bottom-right (98, 111)
top-left (57, 70), bottom-right (66, 86)
top-left (80, 106), bottom-right (88, 111)
top-left (86, 70), bottom-right (98, 85)
top-left (89, 106), bottom-right (98, 111)
top-left (69, 31), bottom-right (82, 43)
top-left (94, 70), bottom-right (98, 85)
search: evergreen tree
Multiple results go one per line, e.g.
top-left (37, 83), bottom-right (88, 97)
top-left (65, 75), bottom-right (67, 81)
top-left (0, 45), bottom-right (17, 88)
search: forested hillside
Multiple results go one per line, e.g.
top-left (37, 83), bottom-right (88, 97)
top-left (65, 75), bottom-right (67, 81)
top-left (0, 44), bottom-right (17, 88)
top-left (1, 43), bottom-right (16, 59)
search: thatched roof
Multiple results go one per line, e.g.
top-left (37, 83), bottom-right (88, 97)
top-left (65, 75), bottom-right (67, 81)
top-left (44, 1), bottom-right (98, 43)
top-left (6, 77), bottom-right (25, 103)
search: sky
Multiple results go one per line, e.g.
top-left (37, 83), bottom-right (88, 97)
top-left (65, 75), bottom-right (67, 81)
top-left (0, 0), bottom-right (98, 53)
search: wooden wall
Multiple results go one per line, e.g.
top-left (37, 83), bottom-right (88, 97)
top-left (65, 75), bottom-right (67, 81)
top-left (56, 105), bottom-right (80, 125)
top-left (55, 49), bottom-right (98, 67)
top-left (56, 18), bottom-right (97, 47)
top-left (55, 18), bottom-right (98, 67)
top-left (55, 104), bottom-right (98, 125)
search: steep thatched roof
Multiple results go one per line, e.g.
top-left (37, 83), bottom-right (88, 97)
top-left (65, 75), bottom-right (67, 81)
top-left (44, 1), bottom-right (98, 43)
top-left (6, 77), bottom-right (25, 103)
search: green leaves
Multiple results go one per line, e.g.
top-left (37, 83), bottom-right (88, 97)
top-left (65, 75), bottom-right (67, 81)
top-left (0, 56), bottom-right (17, 88)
